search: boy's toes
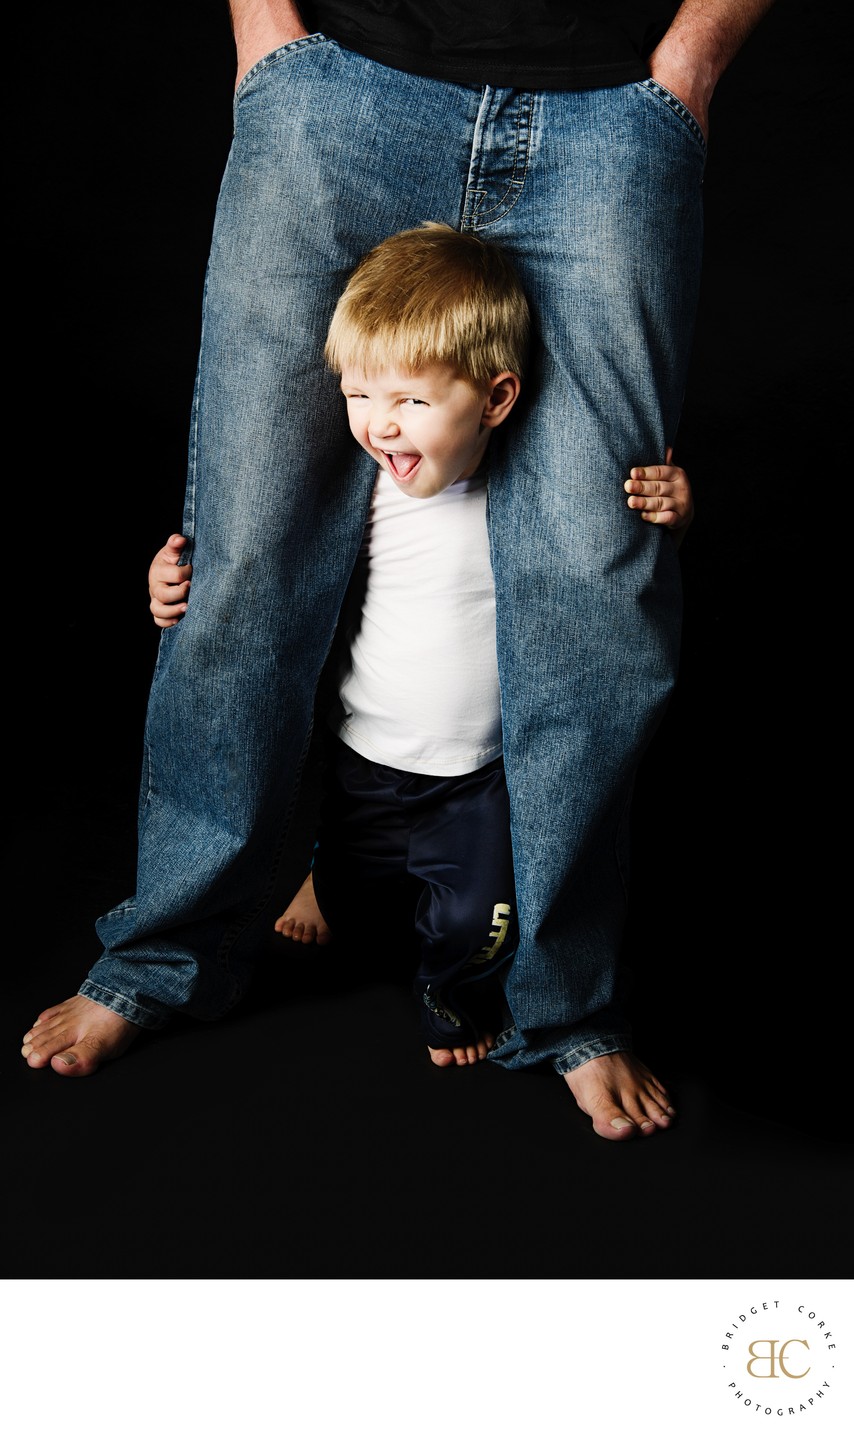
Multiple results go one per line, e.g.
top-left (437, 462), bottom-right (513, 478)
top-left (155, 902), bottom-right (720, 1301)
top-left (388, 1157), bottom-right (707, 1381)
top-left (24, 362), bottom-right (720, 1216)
top-left (426, 1034), bottom-right (494, 1067)
top-left (427, 1046), bottom-right (456, 1067)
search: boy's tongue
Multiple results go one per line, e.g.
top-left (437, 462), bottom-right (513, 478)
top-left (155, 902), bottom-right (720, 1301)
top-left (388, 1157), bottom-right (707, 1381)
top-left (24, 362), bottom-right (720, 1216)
top-left (387, 451), bottom-right (420, 478)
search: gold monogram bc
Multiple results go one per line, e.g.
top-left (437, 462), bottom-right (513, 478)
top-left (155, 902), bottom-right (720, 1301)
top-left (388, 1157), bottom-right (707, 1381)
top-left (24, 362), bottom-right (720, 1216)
top-left (746, 1340), bottom-right (810, 1379)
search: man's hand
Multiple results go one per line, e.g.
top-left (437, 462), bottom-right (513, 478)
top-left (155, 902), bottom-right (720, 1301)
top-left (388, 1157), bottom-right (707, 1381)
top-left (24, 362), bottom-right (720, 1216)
top-left (648, 0), bottom-right (777, 139)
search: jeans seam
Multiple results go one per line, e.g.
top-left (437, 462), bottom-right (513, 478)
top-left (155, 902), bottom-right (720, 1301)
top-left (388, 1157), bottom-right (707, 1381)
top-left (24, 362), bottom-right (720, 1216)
top-left (636, 78), bottom-right (707, 151)
top-left (463, 90), bottom-right (534, 230)
top-left (235, 33), bottom-right (335, 103)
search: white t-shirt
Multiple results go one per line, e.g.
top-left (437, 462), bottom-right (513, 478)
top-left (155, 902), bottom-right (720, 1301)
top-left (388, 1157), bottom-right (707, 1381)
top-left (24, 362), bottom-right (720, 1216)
top-left (329, 468), bottom-right (502, 776)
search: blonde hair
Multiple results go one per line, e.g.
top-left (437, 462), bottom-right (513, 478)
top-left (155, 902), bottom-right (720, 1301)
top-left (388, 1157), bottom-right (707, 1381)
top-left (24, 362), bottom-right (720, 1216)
top-left (324, 222), bottom-right (530, 387)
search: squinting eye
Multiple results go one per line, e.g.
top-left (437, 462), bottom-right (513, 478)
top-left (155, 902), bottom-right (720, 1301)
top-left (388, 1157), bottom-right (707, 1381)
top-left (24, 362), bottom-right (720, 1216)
top-left (403, 398), bottom-right (427, 406)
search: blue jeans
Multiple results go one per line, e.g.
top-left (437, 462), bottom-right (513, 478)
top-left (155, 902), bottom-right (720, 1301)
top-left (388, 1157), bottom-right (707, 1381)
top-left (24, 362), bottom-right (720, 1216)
top-left (85, 38), bottom-right (705, 1072)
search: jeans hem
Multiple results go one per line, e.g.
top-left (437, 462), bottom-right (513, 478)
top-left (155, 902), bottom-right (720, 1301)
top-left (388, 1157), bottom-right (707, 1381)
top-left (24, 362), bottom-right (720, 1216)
top-left (490, 1023), bottom-right (631, 1072)
top-left (78, 980), bottom-right (169, 1031)
top-left (551, 1039), bottom-right (633, 1075)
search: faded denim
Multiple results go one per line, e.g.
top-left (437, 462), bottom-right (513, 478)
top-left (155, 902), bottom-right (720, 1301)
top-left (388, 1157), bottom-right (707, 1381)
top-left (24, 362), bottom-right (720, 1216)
top-left (84, 39), bottom-right (705, 1073)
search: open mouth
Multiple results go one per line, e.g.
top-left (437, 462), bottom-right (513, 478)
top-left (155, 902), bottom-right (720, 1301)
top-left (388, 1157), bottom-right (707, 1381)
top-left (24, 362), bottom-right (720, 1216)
top-left (383, 451), bottom-right (422, 481)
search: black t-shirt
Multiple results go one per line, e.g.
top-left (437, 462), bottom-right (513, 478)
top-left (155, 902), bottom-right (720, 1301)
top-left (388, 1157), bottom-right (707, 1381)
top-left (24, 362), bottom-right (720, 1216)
top-left (301, 2), bottom-right (680, 89)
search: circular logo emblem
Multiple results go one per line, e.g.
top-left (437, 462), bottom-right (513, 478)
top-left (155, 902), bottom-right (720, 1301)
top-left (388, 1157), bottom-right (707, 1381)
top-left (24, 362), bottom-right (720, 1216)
top-left (719, 1296), bottom-right (841, 1420)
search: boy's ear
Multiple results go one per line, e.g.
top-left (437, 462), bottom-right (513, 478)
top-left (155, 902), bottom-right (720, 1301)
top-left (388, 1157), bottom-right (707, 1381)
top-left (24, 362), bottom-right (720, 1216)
top-left (480, 371), bottom-right (522, 428)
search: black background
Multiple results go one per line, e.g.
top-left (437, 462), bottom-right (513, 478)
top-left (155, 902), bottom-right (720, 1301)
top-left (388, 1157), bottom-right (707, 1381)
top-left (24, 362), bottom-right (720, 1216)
top-left (11, 2), bottom-right (851, 1279)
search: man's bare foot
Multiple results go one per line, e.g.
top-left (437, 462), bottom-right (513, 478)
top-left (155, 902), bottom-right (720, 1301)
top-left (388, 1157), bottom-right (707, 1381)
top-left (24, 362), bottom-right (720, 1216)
top-left (274, 870), bottom-right (332, 945)
top-left (563, 1052), bottom-right (676, 1140)
top-left (428, 1032), bottom-right (494, 1068)
top-left (21, 995), bottom-right (140, 1077)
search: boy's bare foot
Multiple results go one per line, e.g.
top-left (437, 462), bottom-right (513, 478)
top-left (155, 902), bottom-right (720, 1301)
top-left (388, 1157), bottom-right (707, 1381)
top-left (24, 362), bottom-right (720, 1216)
top-left (428, 1032), bottom-right (494, 1068)
top-left (563, 1052), bottom-right (676, 1140)
top-left (274, 870), bottom-right (332, 945)
top-left (21, 995), bottom-right (140, 1077)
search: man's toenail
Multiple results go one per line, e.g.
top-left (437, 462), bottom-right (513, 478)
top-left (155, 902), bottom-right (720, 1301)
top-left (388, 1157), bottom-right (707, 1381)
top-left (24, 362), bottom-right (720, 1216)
top-left (640, 1120), bottom-right (654, 1129)
top-left (56, 1054), bottom-right (78, 1066)
top-left (666, 1107), bottom-right (676, 1115)
top-left (611, 1117), bottom-right (633, 1129)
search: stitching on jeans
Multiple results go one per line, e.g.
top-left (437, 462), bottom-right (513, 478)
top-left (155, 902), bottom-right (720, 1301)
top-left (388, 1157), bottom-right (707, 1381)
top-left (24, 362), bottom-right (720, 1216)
top-left (463, 90), bottom-right (534, 231)
top-left (235, 33), bottom-right (334, 101)
top-left (636, 78), bottom-right (706, 149)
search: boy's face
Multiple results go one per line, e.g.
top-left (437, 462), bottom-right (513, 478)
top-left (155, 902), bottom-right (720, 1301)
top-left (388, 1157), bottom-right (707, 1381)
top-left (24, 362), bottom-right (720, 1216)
top-left (339, 362), bottom-right (518, 500)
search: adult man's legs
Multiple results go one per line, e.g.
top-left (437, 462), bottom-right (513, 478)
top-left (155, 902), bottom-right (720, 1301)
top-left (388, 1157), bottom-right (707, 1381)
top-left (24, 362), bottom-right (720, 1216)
top-left (22, 46), bottom-right (493, 1072)
top-left (482, 81), bottom-right (706, 1131)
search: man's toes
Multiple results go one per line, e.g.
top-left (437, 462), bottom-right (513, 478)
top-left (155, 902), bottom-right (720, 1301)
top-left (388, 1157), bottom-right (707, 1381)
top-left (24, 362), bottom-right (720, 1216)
top-left (49, 1046), bottom-right (97, 1076)
top-left (598, 1115), bottom-right (640, 1140)
top-left (599, 1099), bottom-right (672, 1138)
top-left (582, 1099), bottom-right (646, 1140)
top-left (23, 1007), bottom-right (138, 1076)
top-left (632, 1094), bottom-right (674, 1130)
top-left (54, 1025), bottom-right (137, 1075)
top-left (22, 1014), bottom-right (54, 1045)
top-left (22, 1036), bottom-right (75, 1070)
top-left (23, 1033), bottom-right (94, 1075)
top-left (563, 1056), bottom-right (677, 1139)
top-left (21, 1022), bottom-right (58, 1066)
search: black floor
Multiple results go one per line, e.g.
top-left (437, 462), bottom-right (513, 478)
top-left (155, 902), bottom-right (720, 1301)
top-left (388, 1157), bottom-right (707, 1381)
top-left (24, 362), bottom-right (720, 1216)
top-left (10, 739), bottom-right (853, 1282)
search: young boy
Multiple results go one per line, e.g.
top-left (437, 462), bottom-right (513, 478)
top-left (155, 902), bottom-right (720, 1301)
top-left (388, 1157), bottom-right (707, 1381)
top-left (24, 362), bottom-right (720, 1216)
top-left (146, 222), bottom-right (695, 1114)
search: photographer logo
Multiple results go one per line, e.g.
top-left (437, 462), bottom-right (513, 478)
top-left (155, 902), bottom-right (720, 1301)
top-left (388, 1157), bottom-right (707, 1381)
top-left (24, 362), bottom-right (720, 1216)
top-left (720, 1297), bottom-right (839, 1419)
